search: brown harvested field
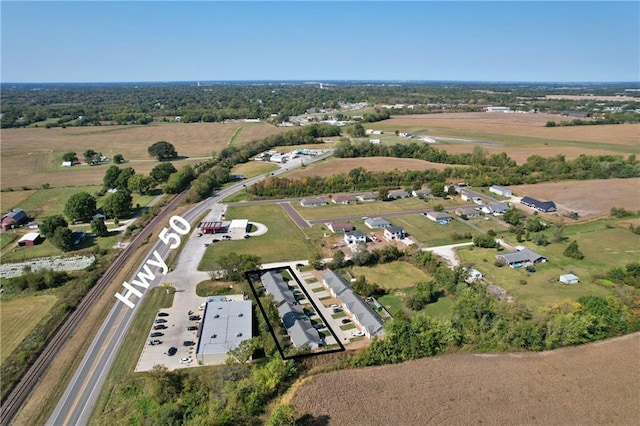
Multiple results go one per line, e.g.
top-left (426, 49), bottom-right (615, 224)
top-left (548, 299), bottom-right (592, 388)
top-left (285, 157), bottom-right (462, 180)
top-left (291, 333), bottom-right (640, 426)
top-left (509, 178), bottom-right (640, 219)
top-left (545, 94), bottom-right (639, 101)
top-left (383, 112), bottom-right (640, 145)
top-left (0, 122), bottom-right (286, 189)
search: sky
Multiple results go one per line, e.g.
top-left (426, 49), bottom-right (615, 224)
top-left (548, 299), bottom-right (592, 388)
top-left (1, 1), bottom-right (638, 83)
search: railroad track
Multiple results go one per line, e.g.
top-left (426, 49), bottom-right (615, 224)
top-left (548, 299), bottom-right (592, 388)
top-left (0, 192), bottom-right (186, 425)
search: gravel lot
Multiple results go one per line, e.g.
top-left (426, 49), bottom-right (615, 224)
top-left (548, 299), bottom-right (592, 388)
top-left (0, 255), bottom-right (95, 279)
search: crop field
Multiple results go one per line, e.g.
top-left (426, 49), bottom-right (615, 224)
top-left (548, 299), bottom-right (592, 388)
top-left (0, 122), bottom-right (286, 189)
top-left (285, 157), bottom-right (462, 181)
top-left (0, 295), bottom-right (58, 364)
top-left (291, 333), bottom-right (640, 426)
top-left (352, 262), bottom-right (430, 290)
top-left (198, 204), bottom-right (315, 269)
top-left (509, 178), bottom-right (640, 219)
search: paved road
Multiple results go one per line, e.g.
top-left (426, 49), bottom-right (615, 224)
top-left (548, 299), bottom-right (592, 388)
top-left (47, 153), bottom-right (329, 425)
top-left (279, 202), bottom-right (311, 229)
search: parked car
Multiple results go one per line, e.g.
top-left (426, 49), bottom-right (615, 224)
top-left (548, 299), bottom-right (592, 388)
top-left (189, 315), bottom-right (201, 321)
top-left (150, 332), bottom-right (164, 338)
top-left (223, 235), bottom-right (231, 240)
top-left (187, 325), bottom-right (198, 331)
top-left (313, 323), bottom-right (326, 330)
top-left (148, 339), bottom-right (162, 346)
top-left (180, 356), bottom-right (193, 364)
top-left (351, 330), bottom-right (365, 337)
top-left (153, 324), bottom-right (167, 330)
top-left (203, 243), bottom-right (210, 247)
top-left (183, 340), bottom-right (195, 346)
top-left (341, 318), bottom-right (352, 324)
top-left (154, 318), bottom-right (167, 323)
top-left (157, 312), bottom-right (169, 317)
top-left (167, 346), bottom-right (177, 356)
top-left (243, 234), bottom-right (250, 239)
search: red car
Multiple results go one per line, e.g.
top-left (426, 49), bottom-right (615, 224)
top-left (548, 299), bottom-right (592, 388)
top-left (153, 324), bottom-right (167, 330)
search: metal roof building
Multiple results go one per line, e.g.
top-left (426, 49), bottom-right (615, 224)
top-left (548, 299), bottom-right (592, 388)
top-left (196, 299), bottom-right (252, 365)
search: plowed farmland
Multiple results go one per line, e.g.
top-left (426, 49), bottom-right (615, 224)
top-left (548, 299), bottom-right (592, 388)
top-left (291, 333), bottom-right (640, 426)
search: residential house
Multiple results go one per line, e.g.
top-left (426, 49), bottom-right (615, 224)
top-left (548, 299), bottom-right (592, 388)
top-left (383, 226), bottom-right (405, 240)
top-left (332, 194), bottom-right (358, 205)
top-left (356, 192), bottom-right (379, 202)
top-left (489, 185), bottom-right (512, 197)
top-left (17, 232), bottom-right (43, 246)
top-left (387, 189), bottom-right (410, 200)
top-left (455, 207), bottom-right (480, 218)
top-left (412, 187), bottom-right (432, 199)
top-left (496, 247), bottom-right (548, 268)
top-left (344, 230), bottom-right (367, 244)
top-left (1, 208), bottom-right (28, 231)
top-left (364, 217), bottom-right (390, 229)
top-left (482, 202), bottom-right (509, 216)
top-left (369, 139), bottom-right (381, 144)
top-left (424, 211), bottom-right (453, 224)
top-left (278, 302), bottom-right (322, 349)
top-left (520, 196), bottom-right (557, 213)
top-left (559, 274), bottom-right (579, 285)
top-left (322, 270), bottom-right (350, 297)
top-left (326, 223), bottom-right (354, 233)
top-left (261, 271), bottom-right (295, 304)
top-left (300, 197), bottom-right (328, 207)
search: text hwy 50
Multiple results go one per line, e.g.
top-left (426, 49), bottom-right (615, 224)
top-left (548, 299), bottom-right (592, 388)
top-left (116, 215), bottom-right (191, 308)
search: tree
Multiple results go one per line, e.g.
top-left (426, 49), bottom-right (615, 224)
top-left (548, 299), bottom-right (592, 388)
top-left (308, 251), bottom-right (323, 270)
top-left (40, 215), bottom-right (68, 238)
top-left (116, 167), bottom-right (135, 189)
top-left (127, 173), bottom-right (155, 194)
top-left (217, 252), bottom-right (261, 282)
top-left (430, 182), bottom-right (446, 197)
top-left (103, 189), bottom-right (133, 219)
top-left (64, 192), bottom-right (97, 223)
top-left (148, 141), bottom-right (178, 161)
top-left (503, 208), bottom-right (524, 226)
top-left (91, 218), bottom-right (109, 237)
top-left (329, 250), bottom-right (345, 269)
top-left (150, 162), bottom-right (177, 183)
top-left (349, 123), bottom-right (366, 138)
top-left (51, 226), bottom-right (74, 251)
top-left (113, 153), bottom-right (125, 164)
top-left (83, 149), bottom-right (98, 163)
top-left (526, 217), bottom-right (546, 232)
top-left (62, 151), bottom-right (77, 162)
top-left (103, 165), bottom-right (121, 189)
top-left (352, 275), bottom-right (382, 297)
top-left (563, 240), bottom-right (585, 260)
top-left (266, 403), bottom-right (296, 426)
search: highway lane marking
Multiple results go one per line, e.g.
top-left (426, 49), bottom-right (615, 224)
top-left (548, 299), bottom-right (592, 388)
top-left (61, 306), bottom-right (128, 425)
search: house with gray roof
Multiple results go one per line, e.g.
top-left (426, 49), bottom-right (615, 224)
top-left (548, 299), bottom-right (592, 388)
top-left (300, 197), bottom-right (328, 207)
top-left (412, 187), bottom-right (432, 199)
top-left (455, 207), bottom-right (480, 218)
top-left (383, 226), bottom-right (406, 240)
top-left (261, 271), bottom-right (294, 304)
top-left (327, 223), bottom-right (354, 233)
top-left (387, 189), bottom-right (410, 199)
top-left (424, 211), bottom-right (453, 223)
top-left (482, 202), bottom-right (509, 216)
top-left (489, 185), bottom-right (512, 197)
top-left (332, 194), bottom-right (358, 204)
top-left (356, 192), bottom-right (379, 202)
top-left (520, 196), bottom-right (557, 213)
top-left (322, 270), bottom-right (350, 297)
top-left (364, 217), bottom-right (390, 229)
top-left (496, 247), bottom-right (548, 267)
top-left (344, 230), bottom-right (367, 244)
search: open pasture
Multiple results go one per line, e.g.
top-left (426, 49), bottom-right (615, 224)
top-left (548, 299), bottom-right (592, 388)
top-left (0, 295), bottom-right (58, 364)
top-left (509, 178), bottom-right (640, 219)
top-left (0, 122), bottom-right (285, 189)
top-left (291, 333), bottom-right (640, 426)
top-left (351, 262), bottom-right (430, 290)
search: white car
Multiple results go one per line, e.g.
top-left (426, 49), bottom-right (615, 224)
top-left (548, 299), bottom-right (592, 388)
top-left (180, 357), bottom-right (193, 364)
top-left (351, 330), bottom-right (365, 337)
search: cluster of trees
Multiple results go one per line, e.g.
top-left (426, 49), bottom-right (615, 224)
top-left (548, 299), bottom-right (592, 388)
top-left (5, 268), bottom-right (69, 293)
top-left (147, 141), bottom-right (178, 161)
top-left (604, 263), bottom-right (640, 288)
top-left (40, 215), bottom-right (74, 251)
top-left (563, 240), bottom-right (585, 260)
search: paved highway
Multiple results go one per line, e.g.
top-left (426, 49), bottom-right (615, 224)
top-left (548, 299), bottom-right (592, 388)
top-left (47, 152), bottom-right (330, 425)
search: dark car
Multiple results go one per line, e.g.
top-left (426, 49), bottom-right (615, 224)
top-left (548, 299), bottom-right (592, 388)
top-left (183, 340), bottom-right (195, 347)
top-left (157, 312), bottom-right (169, 317)
top-left (341, 318), bottom-right (352, 324)
top-left (150, 332), bottom-right (164, 337)
top-left (154, 318), bottom-right (167, 323)
top-left (153, 324), bottom-right (167, 330)
top-left (167, 346), bottom-right (177, 356)
top-left (189, 315), bottom-right (201, 321)
top-left (187, 325), bottom-right (198, 331)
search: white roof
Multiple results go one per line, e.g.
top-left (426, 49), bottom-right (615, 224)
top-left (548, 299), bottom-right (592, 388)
top-left (18, 232), bottom-right (40, 242)
top-left (229, 219), bottom-right (249, 230)
top-left (196, 300), bottom-right (252, 357)
top-left (560, 273), bottom-right (579, 281)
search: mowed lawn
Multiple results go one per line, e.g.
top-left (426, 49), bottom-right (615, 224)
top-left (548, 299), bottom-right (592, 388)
top-left (230, 161), bottom-right (278, 179)
top-left (352, 262), bottom-right (430, 290)
top-left (456, 223), bottom-right (640, 309)
top-left (0, 295), bottom-right (57, 364)
top-left (391, 214), bottom-right (480, 246)
top-left (198, 204), bottom-right (315, 269)
top-left (294, 198), bottom-right (444, 221)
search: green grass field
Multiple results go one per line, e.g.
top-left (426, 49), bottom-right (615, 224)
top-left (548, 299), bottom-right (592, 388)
top-left (390, 214), bottom-right (478, 246)
top-left (294, 197), bottom-right (464, 221)
top-left (351, 262), bottom-right (430, 290)
top-left (6, 186), bottom-right (101, 217)
top-left (457, 222), bottom-right (639, 309)
top-left (198, 204), bottom-right (316, 269)
top-left (0, 294), bottom-right (58, 364)
top-left (231, 161), bottom-right (278, 179)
